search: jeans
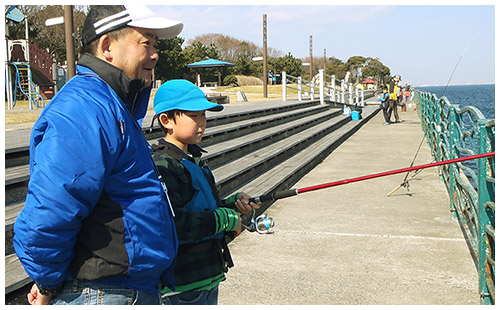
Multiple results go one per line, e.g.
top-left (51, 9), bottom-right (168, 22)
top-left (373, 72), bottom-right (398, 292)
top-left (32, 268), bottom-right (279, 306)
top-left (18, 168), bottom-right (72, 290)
top-left (162, 285), bottom-right (219, 305)
top-left (50, 280), bottom-right (161, 305)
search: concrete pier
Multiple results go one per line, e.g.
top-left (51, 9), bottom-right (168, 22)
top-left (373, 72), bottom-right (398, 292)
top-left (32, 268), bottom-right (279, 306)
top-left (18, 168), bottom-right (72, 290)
top-left (219, 107), bottom-right (478, 305)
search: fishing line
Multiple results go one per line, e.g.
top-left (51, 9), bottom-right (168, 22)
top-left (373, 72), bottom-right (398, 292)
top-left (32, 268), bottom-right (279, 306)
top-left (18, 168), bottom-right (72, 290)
top-left (391, 32), bottom-right (480, 196)
top-left (441, 32), bottom-right (479, 97)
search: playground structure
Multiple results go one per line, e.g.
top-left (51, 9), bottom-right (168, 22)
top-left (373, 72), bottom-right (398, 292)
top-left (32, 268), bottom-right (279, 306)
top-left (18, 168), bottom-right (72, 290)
top-left (5, 6), bottom-right (65, 110)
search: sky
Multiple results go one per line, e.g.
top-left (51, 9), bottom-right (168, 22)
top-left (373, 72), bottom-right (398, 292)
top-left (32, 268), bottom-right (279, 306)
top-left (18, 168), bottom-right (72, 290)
top-left (149, 2), bottom-right (496, 87)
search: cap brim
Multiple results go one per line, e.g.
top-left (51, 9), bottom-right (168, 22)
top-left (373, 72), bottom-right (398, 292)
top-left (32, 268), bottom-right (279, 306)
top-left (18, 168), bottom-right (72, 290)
top-left (178, 99), bottom-right (224, 112)
top-left (128, 17), bottom-right (183, 39)
top-left (154, 99), bottom-right (224, 114)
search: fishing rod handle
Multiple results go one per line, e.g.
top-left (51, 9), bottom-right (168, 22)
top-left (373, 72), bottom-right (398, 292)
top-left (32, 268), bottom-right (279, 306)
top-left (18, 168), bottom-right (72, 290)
top-left (245, 189), bottom-right (298, 205)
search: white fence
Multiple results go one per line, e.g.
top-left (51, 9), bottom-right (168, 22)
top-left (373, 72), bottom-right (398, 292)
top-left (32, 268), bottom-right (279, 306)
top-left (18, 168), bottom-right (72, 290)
top-left (282, 70), bottom-right (374, 106)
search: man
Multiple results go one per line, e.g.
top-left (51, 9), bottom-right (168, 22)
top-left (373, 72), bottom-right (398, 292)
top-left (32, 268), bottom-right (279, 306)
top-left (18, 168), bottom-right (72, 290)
top-left (387, 75), bottom-right (401, 123)
top-left (13, 5), bottom-right (183, 305)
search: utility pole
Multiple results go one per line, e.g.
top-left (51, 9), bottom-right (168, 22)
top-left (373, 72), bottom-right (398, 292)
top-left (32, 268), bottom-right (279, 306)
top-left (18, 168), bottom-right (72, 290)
top-left (309, 35), bottom-right (313, 80)
top-left (323, 48), bottom-right (327, 70)
top-left (262, 14), bottom-right (268, 98)
top-left (64, 5), bottom-right (75, 79)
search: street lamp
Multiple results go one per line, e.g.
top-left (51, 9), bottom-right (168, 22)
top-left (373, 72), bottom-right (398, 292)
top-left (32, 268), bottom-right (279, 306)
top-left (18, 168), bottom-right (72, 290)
top-left (44, 6), bottom-right (75, 79)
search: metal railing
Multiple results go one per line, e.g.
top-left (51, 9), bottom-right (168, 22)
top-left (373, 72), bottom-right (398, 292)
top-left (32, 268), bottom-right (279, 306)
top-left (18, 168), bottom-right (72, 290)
top-left (414, 90), bottom-right (495, 305)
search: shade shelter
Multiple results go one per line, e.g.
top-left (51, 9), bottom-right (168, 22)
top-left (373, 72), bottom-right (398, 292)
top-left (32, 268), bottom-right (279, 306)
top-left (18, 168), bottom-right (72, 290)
top-left (187, 58), bottom-right (235, 87)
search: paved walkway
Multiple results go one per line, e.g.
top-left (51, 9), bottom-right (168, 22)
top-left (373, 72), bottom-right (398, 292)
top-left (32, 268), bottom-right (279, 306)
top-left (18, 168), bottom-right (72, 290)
top-left (219, 107), bottom-right (478, 305)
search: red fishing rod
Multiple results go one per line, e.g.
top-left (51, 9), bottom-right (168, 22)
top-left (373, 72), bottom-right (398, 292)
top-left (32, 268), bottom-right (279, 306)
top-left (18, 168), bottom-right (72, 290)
top-left (244, 151), bottom-right (495, 206)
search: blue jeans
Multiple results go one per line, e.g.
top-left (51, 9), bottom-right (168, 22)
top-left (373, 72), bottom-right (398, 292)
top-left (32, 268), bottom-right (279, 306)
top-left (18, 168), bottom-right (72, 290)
top-left (50, 280), bottom-right (161, 305)
top-left (162, 285), bottom-right (219, 305)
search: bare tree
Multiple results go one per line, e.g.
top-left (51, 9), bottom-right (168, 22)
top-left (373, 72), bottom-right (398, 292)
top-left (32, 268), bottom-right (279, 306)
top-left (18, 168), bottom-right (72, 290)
top-left (188, 33), bottom-right (260, 63)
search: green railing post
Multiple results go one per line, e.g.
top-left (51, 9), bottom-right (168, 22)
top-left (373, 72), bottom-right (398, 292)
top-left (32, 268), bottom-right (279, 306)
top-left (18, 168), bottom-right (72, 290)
top-left (448, 107), bottom-right (460, 218)
top-left (478, 119), bottom-right (495, 305)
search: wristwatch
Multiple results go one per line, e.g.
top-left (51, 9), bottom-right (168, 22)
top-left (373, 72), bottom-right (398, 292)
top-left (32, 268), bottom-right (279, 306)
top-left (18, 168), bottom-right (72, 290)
top-left (35, 283), bottom-right (60, 298)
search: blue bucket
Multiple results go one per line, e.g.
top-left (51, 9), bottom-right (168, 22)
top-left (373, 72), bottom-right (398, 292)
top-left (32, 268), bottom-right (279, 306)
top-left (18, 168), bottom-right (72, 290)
top-left (351, 111), bottom-right (360, 120)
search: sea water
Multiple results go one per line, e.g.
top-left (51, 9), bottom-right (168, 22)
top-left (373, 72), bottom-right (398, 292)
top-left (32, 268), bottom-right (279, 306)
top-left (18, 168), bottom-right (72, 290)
top-left (416, 84), bottom-right (495, 119)
top-left (416, 84), bottom-right (495, 189)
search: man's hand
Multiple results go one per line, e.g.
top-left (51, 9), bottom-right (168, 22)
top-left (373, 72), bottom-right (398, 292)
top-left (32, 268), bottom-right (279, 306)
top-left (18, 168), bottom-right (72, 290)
top-left (234, 192), bottom-right (260, 214)
top-left (27, 283), bottom-right (52, 305)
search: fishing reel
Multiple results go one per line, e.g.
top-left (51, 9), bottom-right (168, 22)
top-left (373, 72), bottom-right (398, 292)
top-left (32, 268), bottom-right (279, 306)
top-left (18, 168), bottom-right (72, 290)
top-left (242, 209), bottom-right (275, 234)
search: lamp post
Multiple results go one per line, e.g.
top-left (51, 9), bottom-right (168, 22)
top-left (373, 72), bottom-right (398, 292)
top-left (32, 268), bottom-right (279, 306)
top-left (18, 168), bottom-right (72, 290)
top-left (262, 14), bottom-right (268, 98)
top-left (45, 6), bottom-right (75, 79)
top-left (64, 5), bottom-right (75, 79)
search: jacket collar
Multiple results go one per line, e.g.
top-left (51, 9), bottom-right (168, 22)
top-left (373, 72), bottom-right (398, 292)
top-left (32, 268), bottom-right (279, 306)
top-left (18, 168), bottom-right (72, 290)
top-left (158, 139), bottom-right (206, 163)
top-left (77, 53), bottom-right (145, 110)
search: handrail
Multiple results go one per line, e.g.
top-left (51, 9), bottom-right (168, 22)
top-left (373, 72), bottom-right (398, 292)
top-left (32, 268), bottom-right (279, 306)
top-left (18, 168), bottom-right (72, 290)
top-left (414, 89), bottom-right (495, 305)
top-left (9, 62), bottom-right (45, 109)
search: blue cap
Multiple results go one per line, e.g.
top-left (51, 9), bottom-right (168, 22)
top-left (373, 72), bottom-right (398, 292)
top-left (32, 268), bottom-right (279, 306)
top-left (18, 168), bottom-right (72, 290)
top-left (154, 79), bottom-right (223, 115)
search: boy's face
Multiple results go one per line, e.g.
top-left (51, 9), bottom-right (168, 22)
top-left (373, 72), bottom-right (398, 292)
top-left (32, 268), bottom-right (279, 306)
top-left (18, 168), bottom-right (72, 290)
top-left (164, 110), bottom-right (207, 146)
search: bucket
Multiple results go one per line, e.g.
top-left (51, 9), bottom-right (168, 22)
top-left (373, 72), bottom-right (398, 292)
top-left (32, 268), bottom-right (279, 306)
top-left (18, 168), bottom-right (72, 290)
top-left (351, 111), bottom-right (360, 120)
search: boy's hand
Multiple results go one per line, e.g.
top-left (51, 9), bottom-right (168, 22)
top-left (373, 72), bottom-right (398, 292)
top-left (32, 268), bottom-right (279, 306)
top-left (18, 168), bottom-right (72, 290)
top-left (234, 192), bottom-right (260, 214)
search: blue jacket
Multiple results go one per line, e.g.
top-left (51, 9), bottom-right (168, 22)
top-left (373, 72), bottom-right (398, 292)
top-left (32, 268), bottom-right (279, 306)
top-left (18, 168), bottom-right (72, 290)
top-left (13, 54), bottom-right (178, 294)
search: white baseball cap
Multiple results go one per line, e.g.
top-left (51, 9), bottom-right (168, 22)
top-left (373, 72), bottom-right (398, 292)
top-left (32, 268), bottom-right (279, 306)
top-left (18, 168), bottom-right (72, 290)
top-left (82, 5), bottom-right (183, 45)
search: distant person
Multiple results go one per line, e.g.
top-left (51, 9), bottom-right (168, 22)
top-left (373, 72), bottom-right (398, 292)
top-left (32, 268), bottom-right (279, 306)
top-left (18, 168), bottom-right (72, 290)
top-left (13, 5), bottom-right (183, 305)
top-left (387, 75), bottom-right (401, 122)
top-left (151, 80), bottom-right (259, 305)
top-left (405, 88), bottom-right (411, 103)
top-left (378, 86), bottom-right (391, 125)
top-left (399, 88), bottom-right (406, 111)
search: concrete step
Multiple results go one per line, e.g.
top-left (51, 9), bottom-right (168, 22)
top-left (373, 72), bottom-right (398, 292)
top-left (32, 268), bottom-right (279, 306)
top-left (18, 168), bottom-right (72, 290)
top-left (200, 104), bottom-right (328, 147)
top-left (214, 112), bottom-right (352, 196)
top-left (143, 100), bottom-right (320, 142)
top-left (6, 254), bottom-right (32, 295)
top-left (202, 108), bottom-right (343, 169)
top-left (224, 106), bottom-right (379, 210)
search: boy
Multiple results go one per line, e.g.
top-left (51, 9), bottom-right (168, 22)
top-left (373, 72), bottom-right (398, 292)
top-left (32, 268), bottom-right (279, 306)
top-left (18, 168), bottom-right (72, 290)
top-left (378, 86), bottom-right (391, 125)
top-left (151, 79), bottom-right (258, 305)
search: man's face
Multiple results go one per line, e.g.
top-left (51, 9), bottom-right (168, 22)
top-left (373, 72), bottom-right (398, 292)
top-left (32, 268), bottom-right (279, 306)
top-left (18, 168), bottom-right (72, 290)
top-left (109, 27), bottom-right (159, 88)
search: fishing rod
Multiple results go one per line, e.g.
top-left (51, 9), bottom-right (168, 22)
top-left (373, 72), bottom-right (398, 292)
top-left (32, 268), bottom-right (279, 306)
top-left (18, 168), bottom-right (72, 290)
top-left (387, 135), bottom-right (429, 197)
top-left (235, 151), bottom-right (495, 208)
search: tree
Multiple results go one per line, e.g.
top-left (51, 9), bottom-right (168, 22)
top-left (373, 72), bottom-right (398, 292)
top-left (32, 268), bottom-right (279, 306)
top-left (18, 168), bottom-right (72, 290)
top-left (7, 5), bottom-right (86, 64)
top-left (276, 52), bottom-right (304, 79)
top-left (326, 57), bottom-right (348, 80)
top-left (232, 54), bottom-right (254, 76)
top-left (155, 37), bottom-right (187, 82)
top-left (188, 33), bottom-right (260, 63)
top-left (346, 56), bottom-right (367, 83)
top-left (361, 57), bottom-right (391, 86)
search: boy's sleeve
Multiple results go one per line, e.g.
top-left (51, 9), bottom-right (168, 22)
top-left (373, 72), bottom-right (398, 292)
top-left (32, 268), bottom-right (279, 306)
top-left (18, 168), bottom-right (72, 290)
top-left (155, 154), bottom-right (229, 240)
top-left (213, 208), bottom-right (240, 234)
top-left (222, 192), bottom-right (241, 209)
